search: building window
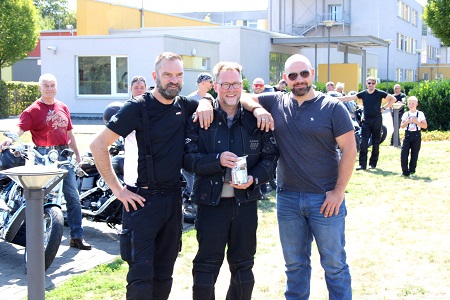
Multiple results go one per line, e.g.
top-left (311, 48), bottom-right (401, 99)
top-left (329, 5), bottom-right (342, 22)
top-left (182, 55), bottom-right (209, 70)
top-left (405, 69), bottom-right (414, 82)
top-left (396, 68), bottom-right (403, 82)
top-left (397, 33), bottom-right (404, 51)
top-left (78, 56), bottom-right (128, 96)
top-left (412, 10), bottom-right (418, 26)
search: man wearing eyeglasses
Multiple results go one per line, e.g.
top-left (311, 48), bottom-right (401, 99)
top-left (240, 54), bottom-right (356, 300)
top-left (252, 77), bottom-right (265, 94)
top-left (90, 52), bottom-right (216, 300)
top-left (184, 61), bottom-right (279, 300)
top-left (338, 77), bottom-right (396, 170)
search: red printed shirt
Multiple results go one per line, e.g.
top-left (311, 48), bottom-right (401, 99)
top-left (18, 99), bottom-right (73, 147)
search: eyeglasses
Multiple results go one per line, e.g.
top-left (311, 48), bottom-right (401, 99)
top-left (131, 76), bottom-right (146, 84)
top-left (253, 84), bottom-right (264, 88)
top-left (367, 81), bottom-right (376, 85)
top-left (287, 70), bottom-right (310, 81)
top-left (217, 82), bottom-right (242, 90)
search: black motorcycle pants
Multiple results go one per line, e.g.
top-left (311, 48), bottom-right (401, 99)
top-left (401, 130), bottom-right (422, 175)
top-left (359, 115), bottom-right (383, 168)
top-left (120, 186), bottom-right (182, 300)
top-left (192, 198), bottom-right (257, 300)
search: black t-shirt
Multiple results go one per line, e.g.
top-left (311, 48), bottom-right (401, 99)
top-left (357, 89), bottom-right (388, 117)
top-left (393, 93), bottom-right (406, 115)
top-left (107, 93), bottom-right (198, 189)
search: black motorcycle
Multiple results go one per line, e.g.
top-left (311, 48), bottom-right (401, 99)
top-left (73, 138), bottom-right (125, 229)
top-left (0, 132), bottom-right (82, 271)
top-left (353, 105), bottom-right (388, 151)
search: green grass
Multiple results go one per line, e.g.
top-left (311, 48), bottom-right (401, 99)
top-left (2, 127), bottom-right (444, 299)
top-left (41, 139), bottom-right (450, 299)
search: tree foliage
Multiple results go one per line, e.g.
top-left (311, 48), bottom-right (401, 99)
top-left (34, 0), bottom-right (76, 30)
top-left (423, 0), bottom-right (450, 47)
top-left (0, 0), bottom-right (39, 79)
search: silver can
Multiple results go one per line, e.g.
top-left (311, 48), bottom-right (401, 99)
top-left (231, 155), bottom-right (248, 184)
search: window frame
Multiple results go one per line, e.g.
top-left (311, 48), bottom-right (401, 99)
top-left (76, 55), bottom-right (129, 97)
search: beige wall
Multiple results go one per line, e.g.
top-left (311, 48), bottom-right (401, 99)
top-left (318, 63), bottom-right (360, 92)
top-left (77, 0), bottom-right (217, 36)
top-left (419, 64), bottom-right (449, 81)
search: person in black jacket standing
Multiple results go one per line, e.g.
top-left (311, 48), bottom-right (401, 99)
top-left (338, 77), bottom-right (396, 170)
top-left (184, 61), bottom-right (279, 300)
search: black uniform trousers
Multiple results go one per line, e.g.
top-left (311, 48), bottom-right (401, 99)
top-left (192, 198), bottom-right (257, 300)
top-left (359, 115), bottom-right (383, 168)
top-left (401, 130), bottom-right (422, 175)
top-left (120, 186), bottom-right (182, 300)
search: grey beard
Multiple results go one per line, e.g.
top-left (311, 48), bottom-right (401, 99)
top-left (156, 78), bottom-right (182, 100)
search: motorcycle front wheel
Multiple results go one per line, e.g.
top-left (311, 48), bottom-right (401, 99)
top-left (24, 206), bottom-right (64, 271)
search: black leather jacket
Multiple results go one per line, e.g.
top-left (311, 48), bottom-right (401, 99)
top-left (183, 101), bottom-right (279, 206)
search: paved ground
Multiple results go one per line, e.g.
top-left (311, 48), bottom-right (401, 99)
top-left (0, 220), bottom-right (120, 300)
top-left (0, 116), bottom-right (193, 299)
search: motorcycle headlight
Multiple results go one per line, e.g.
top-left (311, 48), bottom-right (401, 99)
top-left (48, 150), bottom-right (59, 163)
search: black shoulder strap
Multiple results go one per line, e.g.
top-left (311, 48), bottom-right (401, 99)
top-left (141, 93), bottom-right (156, 184)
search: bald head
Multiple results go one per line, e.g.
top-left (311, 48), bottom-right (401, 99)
top-left (252, 78), bottom-right (265, 94)
top-left (284, 54), bottom-right (313, 72)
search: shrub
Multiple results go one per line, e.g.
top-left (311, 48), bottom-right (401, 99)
top-left (408, 79), bottom-right (450, 131)
top-left (5, 81), bottom-right (40, 116)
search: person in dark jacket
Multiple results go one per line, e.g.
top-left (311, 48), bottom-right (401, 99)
top-left (183, 61), bottom-right (279, 300)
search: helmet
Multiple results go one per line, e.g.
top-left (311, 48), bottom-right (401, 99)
top-left (103, 102), bottom-right (124, 124)
top-left (111, 154), bottom-right (124, 175)
top-left (0, 150), bottom-right (26, 171)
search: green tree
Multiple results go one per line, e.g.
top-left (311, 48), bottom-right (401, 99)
top-left (34, 0), bottom-right (76, 30)
top-left (423, 0), bottom-right (450, 46)
top-left (0, 0), bottom-right (39, 80)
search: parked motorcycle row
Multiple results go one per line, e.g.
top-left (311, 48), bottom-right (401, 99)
top-left (0, 132), bottom-right (84, 271)
top-left (66, 138), bottom-right (125, 229)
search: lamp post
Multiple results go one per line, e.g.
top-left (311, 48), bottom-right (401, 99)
top-left (392, 102), bottom-right (404, 147)
top-left (385, 39), bottom-right (394, 92)
top-left (416, 49), bottom-right (423, 83)
top-left (436, 54), bottom-right (441, 80)
top-left (0, 166), bottom-right (67, 300)
top-left (323, 20), bottom-right (336, 82)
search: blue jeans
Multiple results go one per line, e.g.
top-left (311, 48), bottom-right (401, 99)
top-left (62, 164), bottom-right (83, 239)
top-left (36, 147), bottom-right (83, 239)
top-left (276, 189), bottom-right (351, 300)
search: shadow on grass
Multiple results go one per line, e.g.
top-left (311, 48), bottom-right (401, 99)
top-left (367, 168), bottom-right (433, 182)
top-left (257, 198), bottom-right (276, 212)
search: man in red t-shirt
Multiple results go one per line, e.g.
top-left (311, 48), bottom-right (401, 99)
top-left (1, 73), bottom-right (91, 250)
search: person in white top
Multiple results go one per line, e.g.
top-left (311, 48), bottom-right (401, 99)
top-left (400, 96), bottom-right (427, 176)
top-left (188, 73), bottom-right (214, 101)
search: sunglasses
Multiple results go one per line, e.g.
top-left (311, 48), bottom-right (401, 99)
top-left (131, 76), bottom-right (146, 84)
top-left (253, 84), bottom-right (264, 88)
top-left (367, 81), bottom-right (376, 85)
top-left (287, 71), bottom-right (310, 81)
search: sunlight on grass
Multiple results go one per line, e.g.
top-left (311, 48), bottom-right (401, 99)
top-left (40, 138), bottom-right (450, 299)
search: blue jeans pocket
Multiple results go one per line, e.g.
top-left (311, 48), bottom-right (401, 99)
top-left (119, 228), bottom-right (134, 262)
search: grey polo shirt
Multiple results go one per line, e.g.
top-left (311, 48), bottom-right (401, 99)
top-left (259, 92), bottom-right (354, 194)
